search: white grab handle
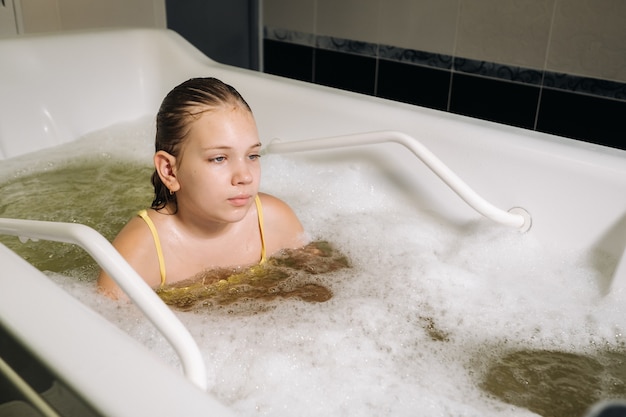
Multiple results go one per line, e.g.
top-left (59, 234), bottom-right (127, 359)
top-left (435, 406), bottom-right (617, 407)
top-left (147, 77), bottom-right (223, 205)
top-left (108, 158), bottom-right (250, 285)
top-left (0, 218), bottom-right (208, 391)
top-left (265, 130), bottom-right (531, 231)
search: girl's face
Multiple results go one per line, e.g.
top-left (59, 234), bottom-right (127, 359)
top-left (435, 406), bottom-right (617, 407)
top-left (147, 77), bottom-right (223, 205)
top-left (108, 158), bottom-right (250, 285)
top-left (169, 105), bottom-right (262, 225)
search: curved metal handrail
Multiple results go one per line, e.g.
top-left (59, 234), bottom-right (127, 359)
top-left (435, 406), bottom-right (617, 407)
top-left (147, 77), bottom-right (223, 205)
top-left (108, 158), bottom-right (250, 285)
top-left (0, 218), bottom-right (208, 390)
top-left (265, 130), bottom-right (531, 231)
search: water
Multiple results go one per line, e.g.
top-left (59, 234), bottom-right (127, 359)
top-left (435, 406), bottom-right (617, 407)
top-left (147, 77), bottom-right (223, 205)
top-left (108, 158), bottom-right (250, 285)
top-left (1, 118), bottom-right (625, 417)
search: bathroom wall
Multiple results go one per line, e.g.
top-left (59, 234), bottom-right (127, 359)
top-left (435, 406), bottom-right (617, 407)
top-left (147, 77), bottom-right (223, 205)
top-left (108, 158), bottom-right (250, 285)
top-left (263, 0), bottom-right (626, 150)
top-left (11, 0), bottom-right (257, 70)
top-left (15, 0), bottom-right (165, 33)
top-left (166, 0), bottom-right (260, 70)
top-left (6, 0), bottom-right (624, 150)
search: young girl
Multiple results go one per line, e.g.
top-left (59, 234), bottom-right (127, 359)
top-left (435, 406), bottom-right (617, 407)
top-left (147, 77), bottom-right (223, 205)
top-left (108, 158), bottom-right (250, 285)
top-left (97, 77), bottom-right (306, 298)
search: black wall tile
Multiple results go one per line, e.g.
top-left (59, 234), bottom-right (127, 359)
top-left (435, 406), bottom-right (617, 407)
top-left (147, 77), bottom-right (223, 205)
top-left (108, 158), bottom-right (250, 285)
top-left (537, 89), bottom-right (626, 150)
top-left (379, 45), bottom-right (452, 70)
top-left (377, 59), bottom-right (450, 111)
top-left (543, 72), bottom-right (626, 101)
top-left (263, 39), bottom-right (314, 82)
top-left (454, 58), bottom-right (543, 85)
top-left (316, 35), bottom-right (378, 57)
top-left (314, 49), bottom-right (376, 95)
top-left (449, 73), bottom-right (540, 129)
top-left (263, 29), bottom-right (626, 151)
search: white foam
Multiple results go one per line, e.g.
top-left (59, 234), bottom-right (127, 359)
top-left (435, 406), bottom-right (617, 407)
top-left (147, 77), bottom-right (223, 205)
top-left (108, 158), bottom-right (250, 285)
top-left (16, 119), bottom-right (626, 416)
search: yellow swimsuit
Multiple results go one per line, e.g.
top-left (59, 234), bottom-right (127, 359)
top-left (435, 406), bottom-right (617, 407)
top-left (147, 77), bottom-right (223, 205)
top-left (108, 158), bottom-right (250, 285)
top-left (137, 194), bottom-right (268, 287)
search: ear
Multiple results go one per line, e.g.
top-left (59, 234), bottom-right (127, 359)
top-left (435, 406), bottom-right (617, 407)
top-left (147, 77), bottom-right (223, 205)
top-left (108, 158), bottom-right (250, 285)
top-left (154, 150), bottom-right (180, 192)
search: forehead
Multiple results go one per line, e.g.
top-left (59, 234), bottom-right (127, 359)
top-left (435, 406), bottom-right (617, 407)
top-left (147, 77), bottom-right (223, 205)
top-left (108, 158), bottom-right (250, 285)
top-left (187, 103), bottom-right (251, 121)
top-left (184, 105), bottom-right (258, 146)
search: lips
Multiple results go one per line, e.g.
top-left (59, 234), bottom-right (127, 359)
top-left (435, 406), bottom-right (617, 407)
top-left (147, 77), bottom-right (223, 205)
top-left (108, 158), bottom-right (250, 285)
top-left (228, 194), bottom-right (251, 207)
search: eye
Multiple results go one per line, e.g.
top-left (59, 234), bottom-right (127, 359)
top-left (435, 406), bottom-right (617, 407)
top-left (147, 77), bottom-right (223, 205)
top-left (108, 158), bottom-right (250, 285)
top-left (248, 154), bottom-right (261, 161)
top-left (208, 156), bottom-right (226, 163)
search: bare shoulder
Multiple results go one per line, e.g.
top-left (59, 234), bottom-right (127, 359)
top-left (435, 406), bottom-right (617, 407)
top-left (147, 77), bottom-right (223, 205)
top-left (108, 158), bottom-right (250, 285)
top-left (111, 214), bottom-right (156, 252)
top-left (97, 212), bottom-right (162, 295)
top-left (258, 192), bottom-right (306, 251)
top-left (258, 192), bottom-right (295, 214)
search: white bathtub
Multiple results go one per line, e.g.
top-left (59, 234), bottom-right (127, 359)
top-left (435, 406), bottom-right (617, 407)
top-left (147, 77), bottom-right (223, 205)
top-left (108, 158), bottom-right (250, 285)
top-left (1, 28), bottom-right (625, 416)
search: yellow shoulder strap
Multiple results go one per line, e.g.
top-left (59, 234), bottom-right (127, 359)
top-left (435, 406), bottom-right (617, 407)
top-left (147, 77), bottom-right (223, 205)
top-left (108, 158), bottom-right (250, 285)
top-left (137, 209), bottom-right (167, 287)
top-left (254, 195), bottom-right (267, 264)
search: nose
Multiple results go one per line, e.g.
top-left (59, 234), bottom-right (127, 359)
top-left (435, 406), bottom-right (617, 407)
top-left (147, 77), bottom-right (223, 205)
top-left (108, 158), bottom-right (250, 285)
top-left (232, 160), bottom-right (253, 185)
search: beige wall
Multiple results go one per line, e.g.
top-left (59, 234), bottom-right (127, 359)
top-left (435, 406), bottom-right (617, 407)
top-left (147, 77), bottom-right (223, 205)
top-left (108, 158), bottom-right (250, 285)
top-left (17, 0), bottom-right (166, 33)
top-left (264, 0), bottom-right (626, 83)
top-left (10, 0), bottom-right (626, 83)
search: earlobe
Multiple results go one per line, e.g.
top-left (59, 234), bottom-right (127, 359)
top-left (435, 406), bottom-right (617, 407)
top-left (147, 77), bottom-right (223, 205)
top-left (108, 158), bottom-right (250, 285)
top-left (154, 151), bottom-right (180, 192)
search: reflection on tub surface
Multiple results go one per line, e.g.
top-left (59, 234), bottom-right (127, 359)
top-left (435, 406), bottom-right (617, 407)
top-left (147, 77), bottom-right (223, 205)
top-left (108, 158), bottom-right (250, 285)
top-left (2, 119), bottom-right (626, 417)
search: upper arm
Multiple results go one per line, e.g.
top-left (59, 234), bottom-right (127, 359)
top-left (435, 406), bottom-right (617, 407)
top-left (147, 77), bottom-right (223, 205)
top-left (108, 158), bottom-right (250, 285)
top-left (97, 216), bottom-right (162, 298)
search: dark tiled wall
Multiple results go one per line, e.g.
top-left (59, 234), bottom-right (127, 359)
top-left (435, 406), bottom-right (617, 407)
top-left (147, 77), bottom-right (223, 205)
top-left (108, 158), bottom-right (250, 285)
top-left (263, 30), bottom-right (626, 151)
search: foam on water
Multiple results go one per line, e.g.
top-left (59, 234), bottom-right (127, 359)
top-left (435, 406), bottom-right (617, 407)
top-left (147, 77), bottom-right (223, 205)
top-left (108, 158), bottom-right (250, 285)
top-left (4, 118), bottom-right (626, 416)
top-left (0, 117), bottom-right (155, 180)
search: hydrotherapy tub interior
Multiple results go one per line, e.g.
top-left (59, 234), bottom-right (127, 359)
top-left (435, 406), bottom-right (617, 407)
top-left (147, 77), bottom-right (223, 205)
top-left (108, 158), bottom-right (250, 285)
top-left (1, 28), bottom-right (626, 417)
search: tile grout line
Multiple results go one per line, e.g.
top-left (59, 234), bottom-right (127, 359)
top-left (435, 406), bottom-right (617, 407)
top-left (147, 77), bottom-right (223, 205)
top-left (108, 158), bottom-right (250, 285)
top-left (534, 0), bottom-right (560, 131)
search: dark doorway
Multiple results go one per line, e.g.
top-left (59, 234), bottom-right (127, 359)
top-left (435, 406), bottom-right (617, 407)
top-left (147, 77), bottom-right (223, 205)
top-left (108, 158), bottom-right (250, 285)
top-left (165, 0), bottom-right (260, 70)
